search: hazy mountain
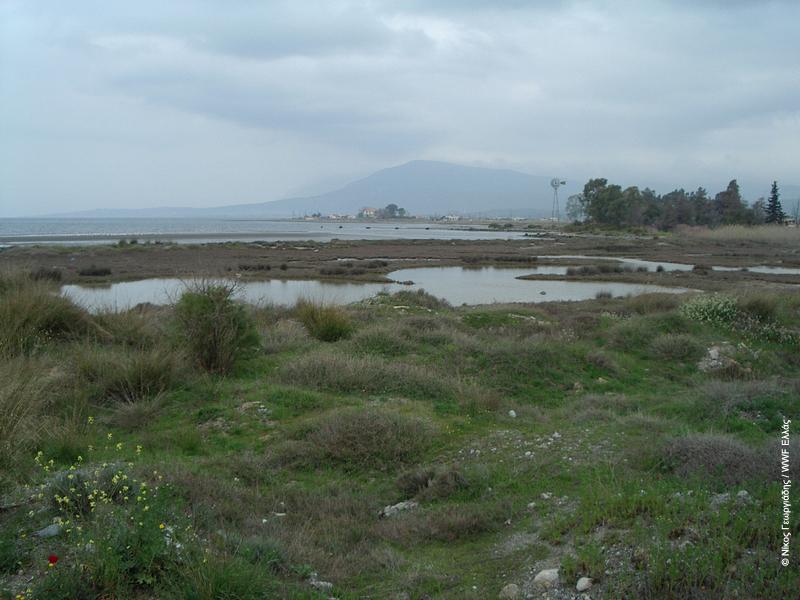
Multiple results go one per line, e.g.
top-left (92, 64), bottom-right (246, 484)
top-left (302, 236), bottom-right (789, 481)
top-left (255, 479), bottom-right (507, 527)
top-left (47, 161), bottom-right (580, 219)
top-left (44, 161), bottom-right (799, 220)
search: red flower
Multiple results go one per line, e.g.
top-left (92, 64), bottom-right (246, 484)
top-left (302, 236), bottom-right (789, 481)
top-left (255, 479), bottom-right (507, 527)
top-left (48, 554), bottom-right (58, 566)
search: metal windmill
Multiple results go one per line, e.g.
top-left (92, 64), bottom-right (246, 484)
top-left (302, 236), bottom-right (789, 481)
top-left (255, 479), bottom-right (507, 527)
top-left (550, 178), bottom-right (566, 221)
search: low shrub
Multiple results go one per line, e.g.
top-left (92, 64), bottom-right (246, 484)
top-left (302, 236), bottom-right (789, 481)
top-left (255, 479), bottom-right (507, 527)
top-left (560, 541), bottom-right (605, 581)
top-left (278, 351), bottom-right (453, 400)
top-left (659, 433), bottom-right (763, 484)
top-left (93, 307), bottom-right (165, 348)
top-left (306, 408), bottom-right (433, 470)
top-left (649, 333), bottom-right (704, 361)
top-left (294, 299), bottom-right (353, 342)
top-left (350, 324), bottom-right (411, 356)
top-left (31, 442), bottom-right (202, 599)
top-left (680, 294), bottom-right (738, 325)
top-left (174, 282), bottom-right (260, 373)
top-left (396, 465), bottom-right (468, 500)
top-left (738, 293), bottom-right (779, 322)
top-left (624, 293), bottom-right (681, 315)
top-left (681, 293), bottom-right (798, 345)
top-left (0, 275), bottom-right (91, 357)
top-left (260, 319), bottom-right (313, 354)
top-left (29, 267), bottom-right (63, 282)
top-left (106, 396), bottom-right (165, 431)
top-left (78, 265), bottom-right (112, 277)
top-left (76, 346), bottom-right (184, 404)
top-left (385, 289), bottom-right (450, 310)
top-left (607, 317), bottom-right (657, 349)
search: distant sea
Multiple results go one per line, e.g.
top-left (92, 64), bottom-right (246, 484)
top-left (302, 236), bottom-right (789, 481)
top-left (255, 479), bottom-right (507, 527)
top-left (0, 218), bottom-right (527, 246)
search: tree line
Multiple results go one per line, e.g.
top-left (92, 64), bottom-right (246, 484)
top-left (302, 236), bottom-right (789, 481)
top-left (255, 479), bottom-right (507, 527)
top-left (566, 178), bottom-right (790, 229)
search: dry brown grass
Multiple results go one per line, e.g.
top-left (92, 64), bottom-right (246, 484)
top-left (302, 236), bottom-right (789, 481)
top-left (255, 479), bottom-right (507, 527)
top-left (678, 224), bottom-right (800, 244)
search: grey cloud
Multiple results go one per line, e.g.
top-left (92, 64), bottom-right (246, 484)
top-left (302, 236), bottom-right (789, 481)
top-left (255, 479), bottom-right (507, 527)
top-left (1, 0), bottom-right (798, 216)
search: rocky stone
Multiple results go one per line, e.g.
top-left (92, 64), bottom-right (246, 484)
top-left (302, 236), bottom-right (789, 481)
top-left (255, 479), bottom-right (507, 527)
top-left (499, 583), bottom-right (520, 599)
top-left (508, 410), bottom-right (517, 418)
top-left (308, 572), bottom-right (333, 591)
top-left (379, 500), bottom-right (418, 518)
top-left (698, 344), bottom-right (740, 373)
top-left (576, 577), bottom-right (593, 592)
top-left (709, 492), bottom-right (730, 510)
top-left (736, 490), bottom-right (752, 504)
top-left (532, 568), bottom-right (559, 588)
top-left (34, 523), bottom-right (62, 538)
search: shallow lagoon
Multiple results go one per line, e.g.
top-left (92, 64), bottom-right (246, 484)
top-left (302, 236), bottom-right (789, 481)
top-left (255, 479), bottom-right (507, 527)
top-left (62, 266), bottom-right (692, 311)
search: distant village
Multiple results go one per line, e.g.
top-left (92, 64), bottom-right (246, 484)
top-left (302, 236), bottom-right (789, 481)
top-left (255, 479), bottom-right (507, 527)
top-left (302, 203), bottom-right (461, 222)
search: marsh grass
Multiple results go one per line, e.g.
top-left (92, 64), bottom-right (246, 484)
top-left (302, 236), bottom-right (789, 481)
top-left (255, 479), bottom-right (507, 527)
top-left (294, 299), bottom-right (353, 342)
top-left (0, 273), bottom-right (91, 357)
top-left (0, 358), bottom-right (55, 470)
top-left (75, 345), bottom-right (185, 404)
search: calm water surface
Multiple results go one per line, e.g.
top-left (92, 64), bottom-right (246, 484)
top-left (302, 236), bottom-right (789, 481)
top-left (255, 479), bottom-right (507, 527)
top-left (61, 267), bottom-right (692, 312)
top-left (0, 218), bottom-right (529, 245)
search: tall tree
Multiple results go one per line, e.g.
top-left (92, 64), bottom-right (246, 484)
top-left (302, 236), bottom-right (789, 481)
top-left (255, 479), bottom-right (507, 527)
top-left (714, 180), bottom-right (748, 225)
top-left (765, 181), bottom-right (785, 224)
top-left (565, 194), bottom-right (585, 222)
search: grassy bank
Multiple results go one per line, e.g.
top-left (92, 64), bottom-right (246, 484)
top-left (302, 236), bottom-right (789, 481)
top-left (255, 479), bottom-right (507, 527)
top-left (1, 272), bottom-right (798, 599)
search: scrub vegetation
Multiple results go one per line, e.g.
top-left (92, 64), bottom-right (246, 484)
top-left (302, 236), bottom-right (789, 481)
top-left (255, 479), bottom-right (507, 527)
top-left (0, 268), bottom-right (798, 599)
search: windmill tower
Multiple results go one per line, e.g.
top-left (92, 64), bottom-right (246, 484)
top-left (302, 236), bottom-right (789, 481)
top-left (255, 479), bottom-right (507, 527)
top-left (550, 178), bottom-right (566, 221)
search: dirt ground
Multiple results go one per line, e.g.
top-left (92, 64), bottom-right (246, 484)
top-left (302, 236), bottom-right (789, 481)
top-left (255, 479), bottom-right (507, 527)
top-left (2, 234), bottom-right (799, 293)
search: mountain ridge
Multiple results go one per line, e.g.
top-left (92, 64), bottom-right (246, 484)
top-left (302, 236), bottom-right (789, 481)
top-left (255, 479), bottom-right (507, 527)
top-left (43, 160), bottom-right (800, 219)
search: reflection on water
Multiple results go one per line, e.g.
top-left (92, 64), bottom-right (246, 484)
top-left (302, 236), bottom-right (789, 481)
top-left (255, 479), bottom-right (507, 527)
top-left (542, 255), bottom-right (695, 272)
top-left (542, 255), bottom-right (800, 275)
top-left (61, 267), bottom-right (692, 312)
top-left (711, 265), bottom-right (800, 275)
top-left (386, 267), bottom-right (691, 305)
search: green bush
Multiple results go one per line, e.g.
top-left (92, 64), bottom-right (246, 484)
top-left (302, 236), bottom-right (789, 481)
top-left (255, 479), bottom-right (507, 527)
top-left (679, 294), bottom-right (738, 325)
top-left (174, 282), bottom-right (259, 373)
top-left (294, 299), bottom-right (353, 342)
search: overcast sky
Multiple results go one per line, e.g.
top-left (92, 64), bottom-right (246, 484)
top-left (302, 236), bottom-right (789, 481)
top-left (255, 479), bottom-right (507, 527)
top-left (1, 0), bottom-right (798, 217)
